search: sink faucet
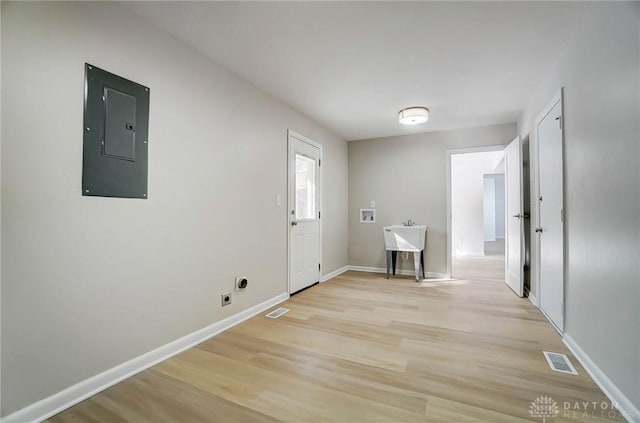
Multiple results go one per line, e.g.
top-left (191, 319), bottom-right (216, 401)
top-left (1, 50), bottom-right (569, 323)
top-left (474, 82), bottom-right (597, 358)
top-left (406, 219), bottom-right (414, 226)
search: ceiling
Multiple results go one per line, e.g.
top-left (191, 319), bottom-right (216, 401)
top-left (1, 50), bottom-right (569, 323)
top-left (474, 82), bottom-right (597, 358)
top-left (124, 1), bottom-right (590, 141)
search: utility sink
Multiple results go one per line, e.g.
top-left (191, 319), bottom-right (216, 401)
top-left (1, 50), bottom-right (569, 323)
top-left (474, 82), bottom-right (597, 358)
top-left (383, 225), bottom-right (427, 252)
top-left (383, 225), bottom-right (427, 282)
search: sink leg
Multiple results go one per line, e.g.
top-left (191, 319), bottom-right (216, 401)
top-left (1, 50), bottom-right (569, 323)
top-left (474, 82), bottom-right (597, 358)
top-left (413, 252), bottom-right (421, 282)
top-left (386, 251), bottom-right (391, 279)
top-left (392, 251), bottom-right (397, 275)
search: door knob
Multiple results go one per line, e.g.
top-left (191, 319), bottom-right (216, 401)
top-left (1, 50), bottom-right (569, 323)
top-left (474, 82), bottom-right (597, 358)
top-left (291, 221), bottom-right (298, 226)
top-left (535, 227), bottom-right (543, 233)
top-left (512, 213), bottom-right (521, 219)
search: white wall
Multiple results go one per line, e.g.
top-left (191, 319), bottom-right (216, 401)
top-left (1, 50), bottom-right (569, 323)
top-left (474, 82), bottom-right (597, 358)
top-left (483, 176), bottom-right (496, 241)
top-left (0, 1), bottom-right (348, 416)
top-left (494, 174), bottom-right (505, 239)
top-left (483, 173), bottom-right (505, 241)
top-left (519, 2), bottom-right (639, 416)
top-left (483, 173), bottom-right (505, 242)
top-left (348, 123), bottom-right (516, 274)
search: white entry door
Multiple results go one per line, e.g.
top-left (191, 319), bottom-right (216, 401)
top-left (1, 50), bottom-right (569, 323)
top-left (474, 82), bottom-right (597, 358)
top-left (504, 137), bottom-right (524, 296)
top-left (288, 131), bottom-right (321, 294)
top-left (536, 94), bottom-right (564, 332)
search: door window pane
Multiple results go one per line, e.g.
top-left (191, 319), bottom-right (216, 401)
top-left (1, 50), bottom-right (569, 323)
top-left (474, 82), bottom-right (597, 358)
top-left (295, 153), bottom-right (316, 220)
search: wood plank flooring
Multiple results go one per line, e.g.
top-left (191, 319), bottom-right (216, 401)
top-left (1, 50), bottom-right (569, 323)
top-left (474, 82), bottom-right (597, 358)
top-left (47, 270), bottom-right (624, 422)
top-left (452, 254), bottom-right (505, 282)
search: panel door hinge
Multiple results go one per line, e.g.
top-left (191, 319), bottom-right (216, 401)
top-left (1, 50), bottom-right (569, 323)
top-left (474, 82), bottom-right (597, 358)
top-left (318, 263), bottom-right (321, 272)
top-left (318, 159), bottom-right (321, 167)
top-left (318, 211), bottom-right (321, 219)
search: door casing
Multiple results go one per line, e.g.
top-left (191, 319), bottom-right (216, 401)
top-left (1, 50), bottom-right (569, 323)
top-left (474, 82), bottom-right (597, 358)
top-left (445, 145), bottom-right (509, 278)
top-left (287, 129), bottom-right (322, 294)
top-left (532, 88), bottom-right (566, 333)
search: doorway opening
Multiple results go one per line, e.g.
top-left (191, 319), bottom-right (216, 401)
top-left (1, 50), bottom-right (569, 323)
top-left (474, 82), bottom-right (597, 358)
top-left (448, 149), bottom-right (506, 281)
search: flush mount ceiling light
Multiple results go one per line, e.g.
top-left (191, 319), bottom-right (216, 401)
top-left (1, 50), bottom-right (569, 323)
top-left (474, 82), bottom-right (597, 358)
top-left (398, 107), bottom-right (429, 125)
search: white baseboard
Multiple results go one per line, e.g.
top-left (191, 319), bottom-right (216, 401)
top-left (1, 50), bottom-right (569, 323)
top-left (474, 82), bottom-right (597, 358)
top-left (1, 293), bottom-right (290, 423)
top-left (320, 265), bottom-right (349, 282)
top-left (346, 265), bottom-right (448, 279)
top-left (527, 292), bottom-right (538, 307)
top-left (563, 334), bottom-right (639, 423)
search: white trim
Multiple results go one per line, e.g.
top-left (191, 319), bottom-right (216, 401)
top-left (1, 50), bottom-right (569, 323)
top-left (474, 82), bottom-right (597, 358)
top-left (540, 306), bottom-right (563, 335)
top-left (532, 88), bottom-right (565, 333)
top-left (534, 90), bottom-right (563, 128)
top-left (445, 145), bottom-right (508, 278)
top-left (563, 334), bottom-right (640, 423)
top-left (452, 252), bottom-right (485, 257)
top-left (287, 129), bottom-right (321, 150)
top-left (347, 265), bottom-right (448, 279)
top-left (528, 293), bottom-right (539, 307)
top-left (320, 265), bottom-right (349, 282)
top-left (287, 129), bottom-right (323, 295)
top-left (1, 293), bottom-right (289, 423)
top-left (348, 265), bottom-right (387, 274)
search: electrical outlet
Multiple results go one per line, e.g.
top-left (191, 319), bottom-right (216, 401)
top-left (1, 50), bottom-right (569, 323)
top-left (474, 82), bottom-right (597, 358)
top-left (221, 293), bottom-right (232, 307)
top-left (235, 276), bottom-right (248, 291)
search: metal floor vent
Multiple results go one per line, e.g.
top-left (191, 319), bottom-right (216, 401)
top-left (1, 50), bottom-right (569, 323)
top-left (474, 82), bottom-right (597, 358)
top-left (543, 351), bottom-right (578, 375)
top-left (265, 307), bottom-right (290, 319)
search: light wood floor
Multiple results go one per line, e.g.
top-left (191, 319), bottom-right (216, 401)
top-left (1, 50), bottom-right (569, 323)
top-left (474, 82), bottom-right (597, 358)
top-left (48, 270), bottom-right (623, 422)
top-left (484, 239), bottom-right (505, 256)
top-left (452, 254), bottom-right (505, 282)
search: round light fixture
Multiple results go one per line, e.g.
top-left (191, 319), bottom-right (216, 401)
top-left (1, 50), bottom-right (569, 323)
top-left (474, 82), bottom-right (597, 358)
top-left (398, 107), bottom-right (429, 125)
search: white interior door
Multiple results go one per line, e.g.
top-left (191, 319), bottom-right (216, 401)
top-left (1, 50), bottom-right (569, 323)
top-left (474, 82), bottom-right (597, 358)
top-left (288, 132), bottom-right (321, 294)
top-left (537, 96), bottom-right (564, 332)
top-left (504, 137), bottom-right (524, 296)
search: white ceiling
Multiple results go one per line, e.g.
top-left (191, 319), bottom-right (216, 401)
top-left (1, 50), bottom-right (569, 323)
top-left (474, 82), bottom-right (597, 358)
top-left (124, 1), bottom-right (589, 141)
